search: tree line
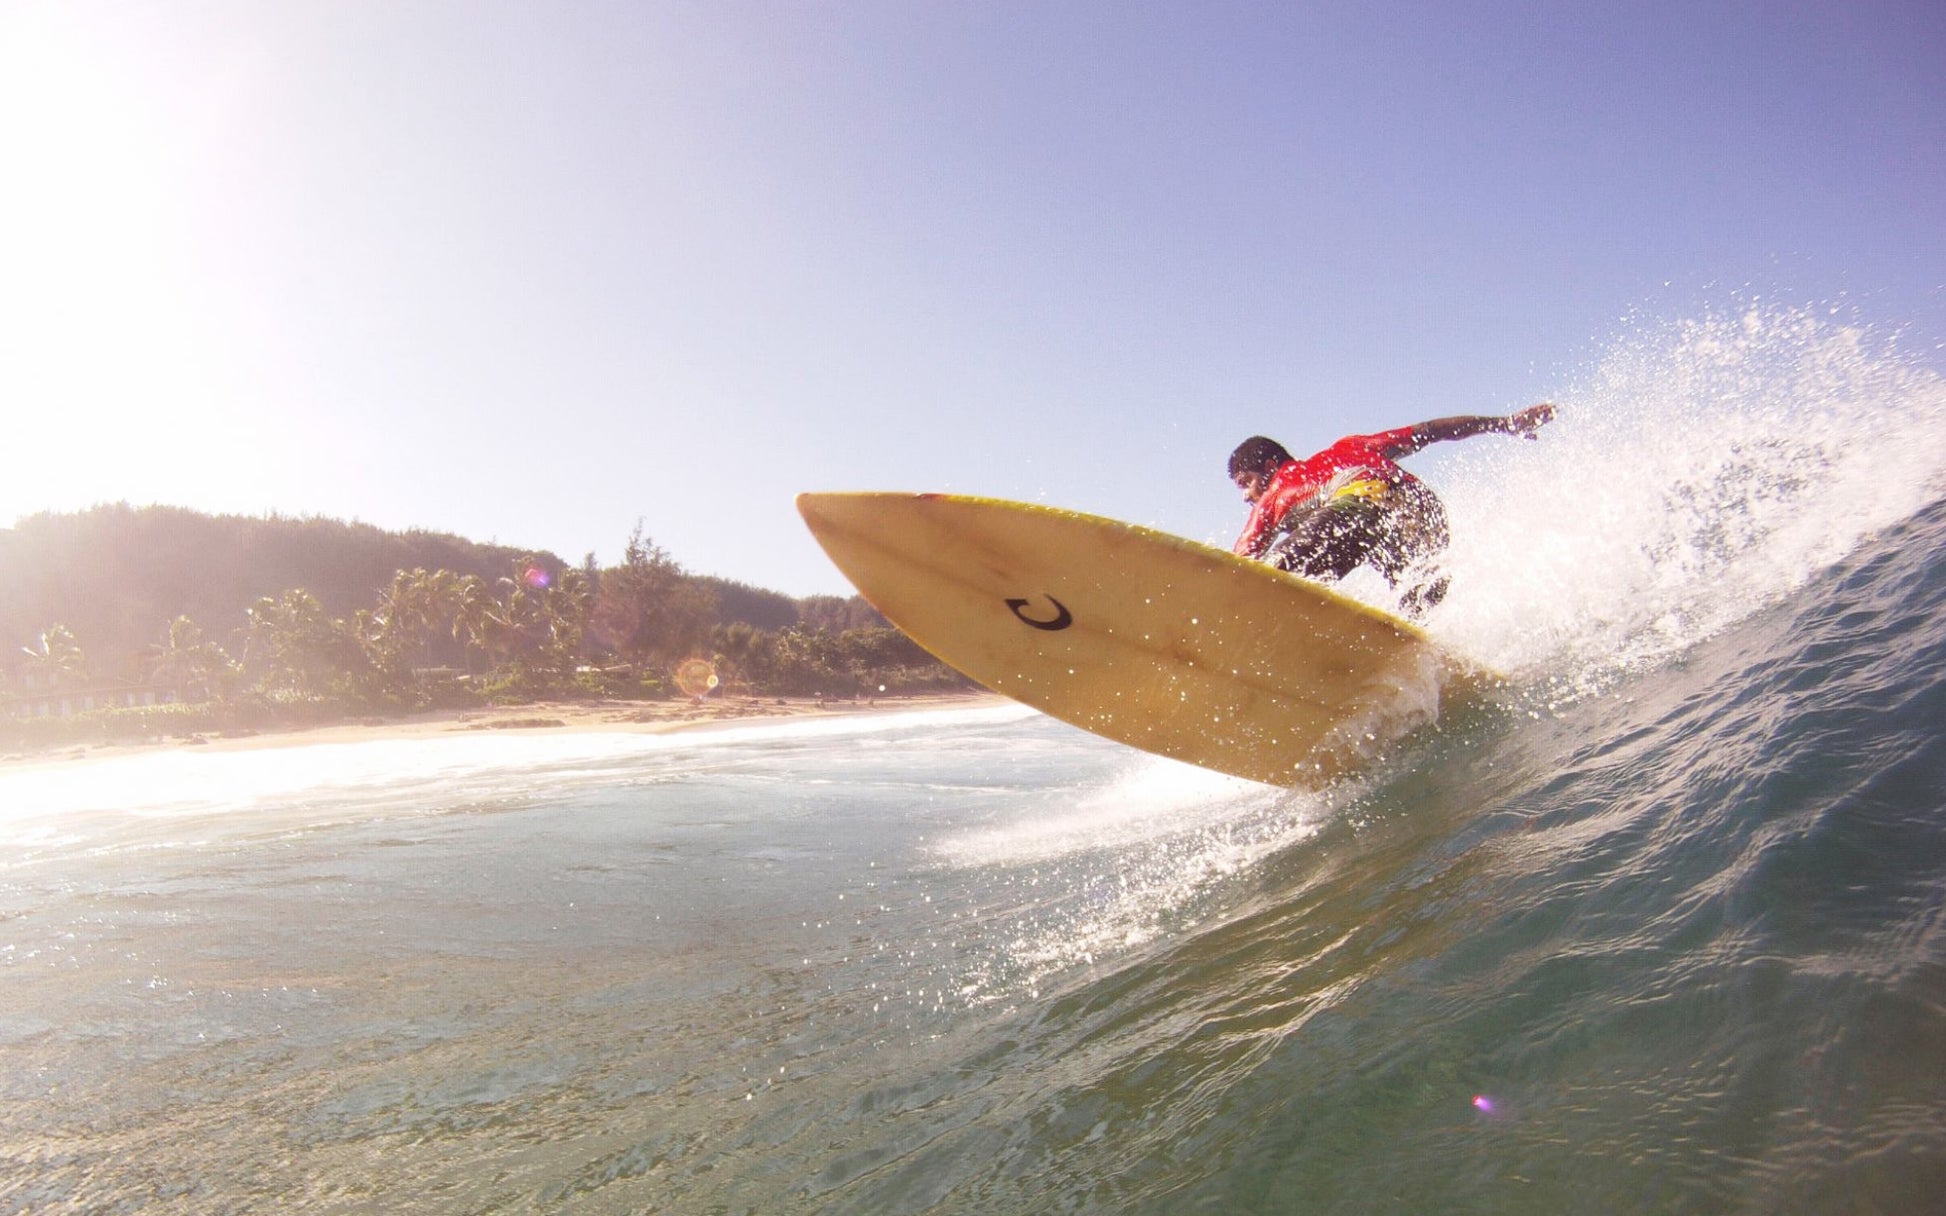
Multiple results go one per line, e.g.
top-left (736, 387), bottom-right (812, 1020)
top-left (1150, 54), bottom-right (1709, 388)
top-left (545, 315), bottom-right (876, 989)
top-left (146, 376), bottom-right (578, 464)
top-left (1, 506), bottom-right (966, 746)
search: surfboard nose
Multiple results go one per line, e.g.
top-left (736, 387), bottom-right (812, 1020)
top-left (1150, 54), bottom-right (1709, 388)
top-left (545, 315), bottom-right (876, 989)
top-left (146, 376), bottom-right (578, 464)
top-left (799, 492), bottom-right (935, 552)
top-left (794, 491), bottom-right (843, 529)
top-left (798, 492), bottom-right (924, 583)
top-left (797, 491), bottom-right (887, 534)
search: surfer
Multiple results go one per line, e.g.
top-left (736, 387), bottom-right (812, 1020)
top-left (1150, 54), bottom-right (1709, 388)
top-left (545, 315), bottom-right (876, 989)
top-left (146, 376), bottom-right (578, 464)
top-left (1229, 403), bottom-right (1556, 615)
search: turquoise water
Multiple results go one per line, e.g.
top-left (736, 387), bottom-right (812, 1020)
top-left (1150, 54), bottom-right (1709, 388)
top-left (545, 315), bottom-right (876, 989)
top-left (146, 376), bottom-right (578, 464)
top-left (3, 308), bottom-right (1946, 1213)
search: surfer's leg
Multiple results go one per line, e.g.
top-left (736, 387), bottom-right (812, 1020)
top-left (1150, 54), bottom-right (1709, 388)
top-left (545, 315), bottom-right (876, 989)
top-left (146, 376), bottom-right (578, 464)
top-left (1265, 500), bottom-right (1385, 581)
top-left (1396, 574), bottom-right (1450, 618)
top-left (1378, 484), bottom-right (1453, 614)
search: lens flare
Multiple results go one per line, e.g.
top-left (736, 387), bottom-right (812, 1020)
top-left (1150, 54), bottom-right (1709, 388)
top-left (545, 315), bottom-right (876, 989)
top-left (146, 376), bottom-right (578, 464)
top-left (675, 658), bottom-right (720, 700)
top-left (522, 565), bottom-right (551, 590)
top-left (1472, 1094), bottom-right (1495, 1113)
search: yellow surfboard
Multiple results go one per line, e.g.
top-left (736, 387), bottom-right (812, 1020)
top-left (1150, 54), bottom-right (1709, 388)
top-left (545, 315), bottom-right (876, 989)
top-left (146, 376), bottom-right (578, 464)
top-left (797, 492), bottom-right (1487, 787)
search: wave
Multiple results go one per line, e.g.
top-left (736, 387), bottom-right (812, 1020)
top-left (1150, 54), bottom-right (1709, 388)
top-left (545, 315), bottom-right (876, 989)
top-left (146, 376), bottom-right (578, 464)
top-left (0, 701), bottom-right (1038, 854)
top-left (9, 304), bottom-right (1944, 1214)
top-left (941, 300), bottom-right (1946, 1005)
top-left (1418, 301), bottom-right (1946, 687)
top-left (810, 470), bottom-right (1946, 1216)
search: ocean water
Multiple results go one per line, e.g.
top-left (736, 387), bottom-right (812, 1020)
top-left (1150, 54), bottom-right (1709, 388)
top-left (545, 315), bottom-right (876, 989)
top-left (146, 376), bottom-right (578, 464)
top-left (4, 306), bottom-right (1946, 1214)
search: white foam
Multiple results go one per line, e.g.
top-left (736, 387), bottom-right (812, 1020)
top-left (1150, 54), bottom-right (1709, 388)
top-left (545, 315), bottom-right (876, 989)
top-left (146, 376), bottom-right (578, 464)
top-left (932, 749), bottom-right (1341, 997)
top-left (932, 749), bottom-right (1277, 869)
top-left (1412, 303), bottom-right (1946, 691)
top-left (0, 701), bottom-right (1037, 848)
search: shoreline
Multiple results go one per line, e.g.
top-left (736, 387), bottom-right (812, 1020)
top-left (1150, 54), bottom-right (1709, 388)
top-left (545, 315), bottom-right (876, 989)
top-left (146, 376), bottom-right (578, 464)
top-left (2, 690), bottom-right (1013, 770)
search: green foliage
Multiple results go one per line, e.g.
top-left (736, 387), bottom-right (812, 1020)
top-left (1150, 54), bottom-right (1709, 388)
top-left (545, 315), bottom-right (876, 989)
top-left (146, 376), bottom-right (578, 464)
top-left (0, 507), bottom-right (968, 751)
top-left (711, 623), bottom-right (969, 698)
top-left (0, 503), bottom-right (563, 675)
top-left (0, 695), bottom-right (350, 752)
top-left (149, 616), bottom-right (238, 702)
top-left (696, 576), bottom-right (801, 631)
top-left (590, 523), bottom-right (717, 666)
top-left (797, 596), bottom-right (889, 633)
top-left (19, 624), bottom-right (87, 684)
top-left (1, 701), bottom-right (214, 750)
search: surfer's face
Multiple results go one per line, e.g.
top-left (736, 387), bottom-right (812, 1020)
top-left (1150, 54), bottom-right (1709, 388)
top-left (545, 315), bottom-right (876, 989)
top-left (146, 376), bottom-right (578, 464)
top-left (1233, 469), bottom-right (1270, 504)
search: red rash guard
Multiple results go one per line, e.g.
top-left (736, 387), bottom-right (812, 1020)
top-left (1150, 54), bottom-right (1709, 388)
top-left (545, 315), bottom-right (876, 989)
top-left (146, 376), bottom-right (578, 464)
top-left (1232, 425), bottom-right (1424, 559)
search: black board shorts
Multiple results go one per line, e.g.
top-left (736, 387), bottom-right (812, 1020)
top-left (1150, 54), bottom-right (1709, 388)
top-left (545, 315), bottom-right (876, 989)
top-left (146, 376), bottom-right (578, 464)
top-left (1262, 479), bottom-right (1451, 612)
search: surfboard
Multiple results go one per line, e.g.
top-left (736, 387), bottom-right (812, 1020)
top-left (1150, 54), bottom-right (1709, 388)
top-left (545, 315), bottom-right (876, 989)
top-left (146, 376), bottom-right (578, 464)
top-left (796, 492), bottom-right (1487, 787)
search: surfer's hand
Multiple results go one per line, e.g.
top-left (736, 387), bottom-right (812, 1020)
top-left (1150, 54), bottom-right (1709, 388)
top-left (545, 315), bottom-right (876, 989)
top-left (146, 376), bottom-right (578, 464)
top-left (1509, 402), bottom-right (1556, 438)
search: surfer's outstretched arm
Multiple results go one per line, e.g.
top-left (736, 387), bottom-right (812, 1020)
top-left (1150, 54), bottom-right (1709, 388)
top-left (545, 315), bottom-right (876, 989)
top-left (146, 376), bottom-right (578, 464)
top-left (1387, 403), bottom-right (1556, 456)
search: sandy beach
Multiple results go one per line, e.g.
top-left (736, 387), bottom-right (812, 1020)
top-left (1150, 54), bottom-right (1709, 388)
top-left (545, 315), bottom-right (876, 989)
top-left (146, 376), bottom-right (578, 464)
top-left (4, 689), bottom-right (1010, 769)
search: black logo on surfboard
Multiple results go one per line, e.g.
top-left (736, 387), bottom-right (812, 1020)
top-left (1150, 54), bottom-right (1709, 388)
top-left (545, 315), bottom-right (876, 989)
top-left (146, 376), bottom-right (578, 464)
top-left (1006, 595), bottom-right (1073, 631)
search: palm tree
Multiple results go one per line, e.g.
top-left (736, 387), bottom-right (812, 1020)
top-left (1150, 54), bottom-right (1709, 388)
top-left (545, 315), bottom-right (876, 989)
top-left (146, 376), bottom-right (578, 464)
top-left (373, 569), bottom-right (424, 665)
top-left (20, 625), bottom-right (87, 689)
top-left (376, 567), bottom-right (468, 670)
top-left (450, 574), bottom-right (495, 675)
top-left (469, 574), bottom-right (533, 673)
top-left (540, 568), bottom-right (593, 666)
top-left (419, 568), bottom-right (463, 661)
top-left (710, 620), bottom-right (767, 688)
top-left (246, 590), bottom-right (346, 699)
top-left (148, 615), bottom-right (235, 702)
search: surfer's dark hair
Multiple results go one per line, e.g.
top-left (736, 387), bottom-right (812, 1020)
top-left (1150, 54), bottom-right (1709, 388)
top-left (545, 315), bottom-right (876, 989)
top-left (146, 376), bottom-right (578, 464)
top-left (1228, 436), bottom-right (1292, 478)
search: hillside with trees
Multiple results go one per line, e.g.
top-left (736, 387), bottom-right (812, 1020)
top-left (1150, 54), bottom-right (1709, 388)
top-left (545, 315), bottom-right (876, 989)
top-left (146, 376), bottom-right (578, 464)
top-left (0, 504), bottom-right (967, 748)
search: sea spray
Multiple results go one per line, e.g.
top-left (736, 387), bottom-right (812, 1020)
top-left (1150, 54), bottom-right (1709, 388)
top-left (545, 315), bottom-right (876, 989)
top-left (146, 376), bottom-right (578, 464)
top-left (930, 755), bottom-right (1323, 996)
top-left (1416, 302), bottom-right (1946, 692)
top-left (928, 304), bottom-right (1946, 996)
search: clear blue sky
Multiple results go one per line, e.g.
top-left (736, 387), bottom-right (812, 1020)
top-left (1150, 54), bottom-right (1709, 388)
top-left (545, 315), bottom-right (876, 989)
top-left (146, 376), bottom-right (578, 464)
top-left (3, 0), bottom-right (1941, 596)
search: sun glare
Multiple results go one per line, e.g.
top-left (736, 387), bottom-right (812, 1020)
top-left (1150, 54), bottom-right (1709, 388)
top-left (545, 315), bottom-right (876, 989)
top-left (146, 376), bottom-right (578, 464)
top-left (0, 7), bottom-right (252, 523)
